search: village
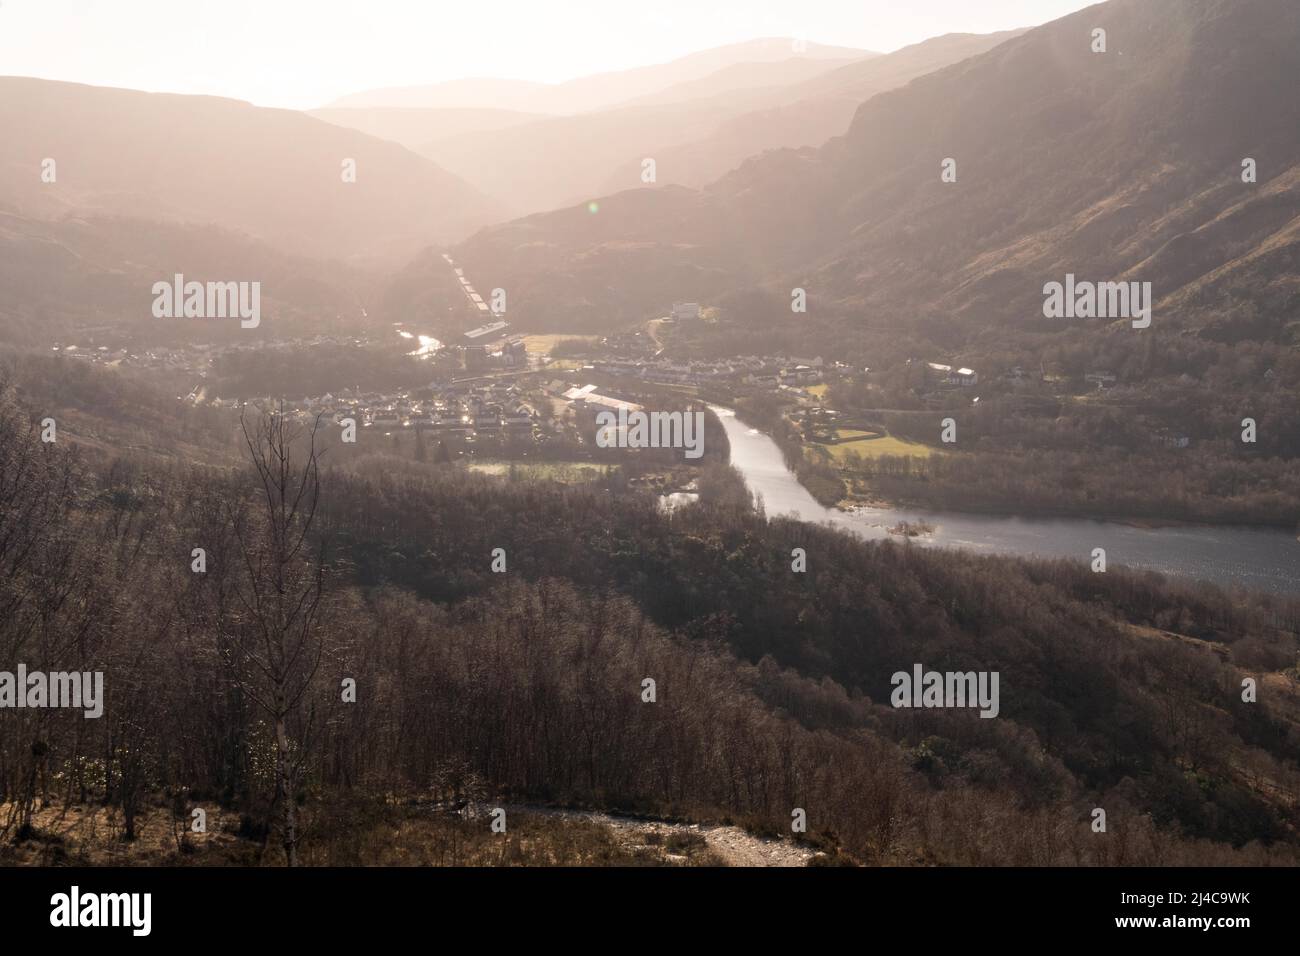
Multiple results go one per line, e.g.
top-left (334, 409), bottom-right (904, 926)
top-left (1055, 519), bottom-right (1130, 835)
top-left (58, 297), bottom-right (1197, 465)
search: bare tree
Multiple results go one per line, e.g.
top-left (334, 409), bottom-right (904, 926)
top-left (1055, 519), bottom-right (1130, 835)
top-left (227, 405), bottom-right (328, 866)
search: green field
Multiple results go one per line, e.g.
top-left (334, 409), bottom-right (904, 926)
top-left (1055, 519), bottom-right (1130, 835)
top-left (833, 427), bottom-right (880, 441)
top-left (521, 334), bottom-right (598, 355)
top-left (811, 430), bottom-right (935, 464)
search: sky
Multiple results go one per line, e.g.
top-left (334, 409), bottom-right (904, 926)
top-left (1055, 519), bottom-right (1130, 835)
top-left (0, 0), bottom-right (1099, 109)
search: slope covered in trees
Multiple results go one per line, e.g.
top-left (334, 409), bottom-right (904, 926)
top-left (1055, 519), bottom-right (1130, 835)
top-left (424, 0), bottom-right (1300, 340)
top-left (2, 363), bottom-right (1297, 865)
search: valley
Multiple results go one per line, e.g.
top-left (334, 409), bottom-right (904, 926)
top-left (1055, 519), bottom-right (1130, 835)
top-left (1, 0), bottom-right (1299, 897)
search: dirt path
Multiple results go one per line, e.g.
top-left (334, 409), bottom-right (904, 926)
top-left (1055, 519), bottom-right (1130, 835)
top-left (516, 806), bottom-right (817, 867)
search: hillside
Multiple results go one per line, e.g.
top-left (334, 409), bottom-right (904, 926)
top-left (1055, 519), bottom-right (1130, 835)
top-left (0, 78), bottom-right (499, 264)
top-left (615, 54), bottom-right (866, 109)
top-left (326, 38), bottom-right (870, 113)
top-left (412, 34), bottom-right (1001, 219)
top-left (424, 0), bottom-right (1300, 339)
top-left (596, 31), bottom-right (1027, 199)
top-left (2, 359), bottom-right (1298, 866)
top-left (309, 106), bottom-right (547, 152)
top-left (0, 209), bottom-right (371, 346)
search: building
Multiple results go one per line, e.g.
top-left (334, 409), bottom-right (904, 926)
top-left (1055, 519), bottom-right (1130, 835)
top-left (501, 337), bottom-right (528, 368)
top-left (465, 320), bottom-right (510, 342)
top-left (562, 384), bottom-right (598, 402)
top-left (505, 404), bottom-right (535, 428)
top-left (563, 384), bottom-right (642, 413)
top-left (779, 365), bottom-right (822, 385)
top-left (927, 362), bottom-right (978, 387)
top-left (671, 302), bottom-right (701, 321)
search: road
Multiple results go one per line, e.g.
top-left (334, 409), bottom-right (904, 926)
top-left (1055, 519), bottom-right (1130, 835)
top-left (515, 806), bottom-right (818, 867)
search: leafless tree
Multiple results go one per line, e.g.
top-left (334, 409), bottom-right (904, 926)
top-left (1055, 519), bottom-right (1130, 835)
top-left (227, 405), bottom-right (328, 866)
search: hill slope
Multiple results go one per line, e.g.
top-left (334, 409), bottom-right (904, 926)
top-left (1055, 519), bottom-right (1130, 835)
top-left (327, 38), bottom-right (870, 113)
top-left (597, 30), bottom-right (1027, 199)
top-left (427, 0), bottom-right (1300, 338)
top-left (412, 47), bottom-right (874, 217)
top-left (309, 106), bottom-right (547, 152)
top-left (0, 78), bottom-right (499, 264)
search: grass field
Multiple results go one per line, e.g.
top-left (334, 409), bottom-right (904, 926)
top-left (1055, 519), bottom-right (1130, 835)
top-left (469, 460), bottom-right (612, 482)
top-left (811, 430), bottom-right (935, 464)
top-left (521, 334), bottom-right (598, 355)
top-left (805, 384), bottom-right (829, 399)
top-left (833, 428), bottom-right (881, 441)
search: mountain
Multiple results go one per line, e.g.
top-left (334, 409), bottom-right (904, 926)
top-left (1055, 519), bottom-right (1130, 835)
top-left (416, 100), bottom-right (746, 218)
top-left (410, 35), bottom-right (1003, 219)
top-left (0, 209), bottom-right (371, 346)
top-left (326, 38), bottom-right (871, 114)
top-left (614, 54), bottom-right (867, 109)
top-left (784, 28), bottom-right (1029, 104)
top-left (0, 78), bottom-right (499, 265)
top-left (419, 0), bottom-right (1300, 340)
top-left (309, 106), bottom-right (547, 153)
top-left (597, 30), bottom-right (1027, 197)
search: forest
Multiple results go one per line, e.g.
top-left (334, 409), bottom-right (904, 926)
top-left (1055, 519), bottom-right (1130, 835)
top-left (1, 355), bottom-right (1298, 867)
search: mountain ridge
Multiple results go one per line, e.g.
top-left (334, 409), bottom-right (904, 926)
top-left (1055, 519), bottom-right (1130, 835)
top-left (424, 0), bottom-right (1300, 342)
top-left (0, 76), bottom-right (500, 265)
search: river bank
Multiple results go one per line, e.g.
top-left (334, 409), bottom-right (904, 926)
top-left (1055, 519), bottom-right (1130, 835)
top-left (710, 405), bottom-right (1300, 596)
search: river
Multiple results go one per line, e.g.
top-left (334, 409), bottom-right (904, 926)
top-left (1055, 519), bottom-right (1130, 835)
top-left (710, 407), bottom-right (1300, 596)
top-left (396, 327), bottom-right (443, 358)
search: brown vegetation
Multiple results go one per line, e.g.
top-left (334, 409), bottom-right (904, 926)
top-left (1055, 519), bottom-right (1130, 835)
top-left (2, 369), bottom-right (1298, 867)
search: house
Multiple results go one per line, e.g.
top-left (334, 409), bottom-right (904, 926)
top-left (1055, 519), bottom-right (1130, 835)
top-left (671, 302), bottom-right (701, 321)
top-left (505, 404), bottom-right (535, 427)
top-left (502, 337), bottom-right (528, 367)
top-left (562, 384), bottom-right (598, 402)
top-left (465, 320), bottom-right (510, 341)
top-left (582, 393), bottom-right (642, 412)
top-left (927, 362), bottom-right (978, 387)
top-left (779, 364), bottom-right (822, 385)
top-left (564, 384), bottom-right (642, 412)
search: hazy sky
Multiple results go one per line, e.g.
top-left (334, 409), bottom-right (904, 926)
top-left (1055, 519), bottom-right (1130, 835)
top-left (0, 0), bottom-right (1098, 109)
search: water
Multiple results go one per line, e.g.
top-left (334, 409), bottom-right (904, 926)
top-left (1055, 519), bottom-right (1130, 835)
top-left (710, 407), bottom-right (1300, 596)
top-left (395, 327), bottom-right (442, 358)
